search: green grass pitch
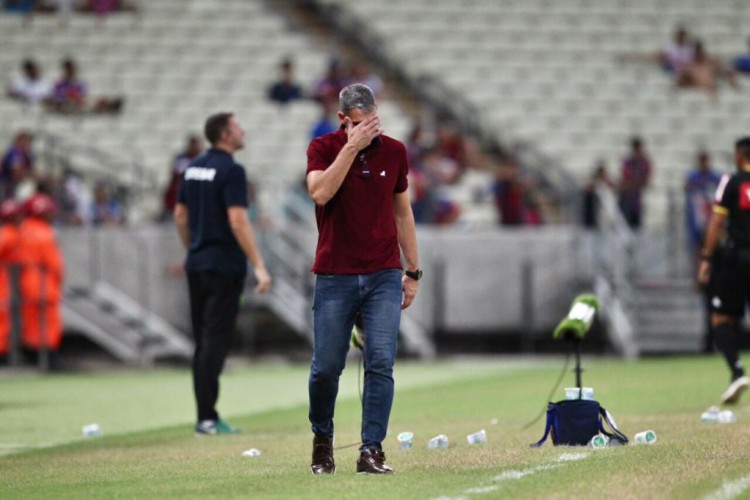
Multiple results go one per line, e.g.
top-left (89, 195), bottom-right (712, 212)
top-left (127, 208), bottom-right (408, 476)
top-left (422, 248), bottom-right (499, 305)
top-left (2, 355), bottom-right (750, 499)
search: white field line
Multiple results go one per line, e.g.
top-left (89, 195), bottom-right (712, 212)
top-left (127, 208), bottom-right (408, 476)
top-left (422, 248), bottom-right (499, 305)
top-left (0, 442), bottom-right (60, 449)
top-left (432, 452), bottom-right (590, 499)
top-left (0, 442), bottom-right (65, 456)
top-left (703, 475), bottom-right (750, 500)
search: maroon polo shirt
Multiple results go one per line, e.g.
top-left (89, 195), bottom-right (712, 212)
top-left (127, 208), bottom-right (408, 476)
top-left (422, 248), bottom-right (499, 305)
top-left (306, 128), bottom-right (409, 274)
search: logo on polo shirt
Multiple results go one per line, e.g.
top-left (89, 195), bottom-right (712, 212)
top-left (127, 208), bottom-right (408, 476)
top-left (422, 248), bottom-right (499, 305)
top-left (741, 182), bottom-right (750, 210)
top-left (185, 167), bottom-right (217, 182)
top-left (380, 170), bottom-right (386, 177)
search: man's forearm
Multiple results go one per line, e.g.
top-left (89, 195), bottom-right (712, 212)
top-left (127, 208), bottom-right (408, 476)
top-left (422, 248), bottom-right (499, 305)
top-left (174, 203), bottom-right (190, 249)
top-left (396, 212), bottom-right (419, 271)
top-left (176, 224), bottom-right (190, 249)
top-left (231, 218), bottom-right (267, 272)
top-left (307, 143), bottom-right (359, 205)
top-left (701, 212), bottom-right (726, 257)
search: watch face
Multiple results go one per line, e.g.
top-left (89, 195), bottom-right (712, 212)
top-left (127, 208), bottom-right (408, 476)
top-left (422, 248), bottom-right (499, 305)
top-left (407, 269), bottom-right (422, 280)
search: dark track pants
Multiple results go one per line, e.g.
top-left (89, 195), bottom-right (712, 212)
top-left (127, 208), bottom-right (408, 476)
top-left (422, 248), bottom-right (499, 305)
top-left (187, 271), bottom-right (244, 422)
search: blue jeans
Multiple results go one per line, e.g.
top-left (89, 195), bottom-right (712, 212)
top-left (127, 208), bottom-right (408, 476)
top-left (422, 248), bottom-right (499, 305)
top-left (308, 269), bottom-right (402, 452)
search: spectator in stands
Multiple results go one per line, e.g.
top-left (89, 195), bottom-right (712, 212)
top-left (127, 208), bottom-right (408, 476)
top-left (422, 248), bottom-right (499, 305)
top-left (90, 182), bottom-right (125, 226)
top-left (407, 165), bottom-right (430, 224)
top-left (79, 0), bottom-right (138, 15)
top-left (3, 0), bottom-right (36, 14)
top-left (404, 123), bottom-right (428, 167)
top-left (582, 161), bottom-right (614, 229)
top-left (493, 157), bottom-right (530, 226)
top-left (436, 121), bottom-right (468, 171)
top-left (49, 58), bottom-right (124, 114)
top-left (661, 26), bottom-right (695, 74)
top-left (57, 168), bottom-right (90, 226)
top-left (268, 58), bottom-right (304, 105)
top-left (310, 96), bottom-right (339, 140)
top-left (0, 130), bottom-right (36, 202)
top-left (421, 147), bottom-right (462, 224)
top-left (733, 36), bottom-right (750, 75)
top-left (686, 151), bottom-right (723, 257)
top-left (685, 151), bottom-right (724, 354)
top-left (618, 137), bottom-right (652, 229)
top-left (348, 62), bottom-right (383, 98)
top-left (675, 41), bottom-right (739, 97)
top-left (42, 0), bottom-right (77, 22)
top-left (0, 198), bottom-right (23, 363)
top-left (19, 192), bottom-right (64, 364)
top-left (7, 59), bottom-right (53, 106)
top-left (162, 135), bottom-right (203, 221)
top-left (311, 58), bottom-right (347, 102)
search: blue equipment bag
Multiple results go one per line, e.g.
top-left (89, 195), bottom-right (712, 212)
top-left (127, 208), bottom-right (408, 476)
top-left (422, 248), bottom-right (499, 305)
top-left (531, 399), bottom-right (628, 447)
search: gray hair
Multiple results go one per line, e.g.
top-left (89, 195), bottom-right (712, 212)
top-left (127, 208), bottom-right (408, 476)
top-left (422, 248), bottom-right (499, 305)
top-left (339, 83), bottom-right (376, 114)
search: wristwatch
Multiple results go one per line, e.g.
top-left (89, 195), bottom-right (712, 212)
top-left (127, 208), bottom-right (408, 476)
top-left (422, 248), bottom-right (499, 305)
top-left (405, 269), bottom-right (423, 281)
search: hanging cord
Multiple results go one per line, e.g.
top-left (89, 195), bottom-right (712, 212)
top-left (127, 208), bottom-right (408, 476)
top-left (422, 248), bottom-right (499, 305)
top-left (334, 345), bottom-right (366, 451)
top-left (521, 347), bottom-right (571, 431)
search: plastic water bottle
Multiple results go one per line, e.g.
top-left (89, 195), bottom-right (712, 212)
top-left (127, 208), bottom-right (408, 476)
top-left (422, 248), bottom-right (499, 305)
top-left (564, 387), bottom-right (580, 400)
top-left (427, 434), bottom-right (449, 449)
top-left (718, 410), bottom-right (736, 424)
top-left (634, 430), bottom-right (657, 444)
top-left (82, 423), bottom-right (102, 438)
top-left (466, 429), bottom-right (487, 445)
top-left (701, 406), bottom-right (721, 422)
top-left (588, 434), bottom-right (608, 449)
top-left (397, 431), bottom-right (414, 450)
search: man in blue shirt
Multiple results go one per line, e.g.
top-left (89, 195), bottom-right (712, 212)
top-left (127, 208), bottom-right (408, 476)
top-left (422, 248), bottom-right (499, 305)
top-left (174, 112), bottom-right (272, 435)
top-left (686, 151), bottom-right (723, 257)
top-left (685, 151), bottom-right (723, 354)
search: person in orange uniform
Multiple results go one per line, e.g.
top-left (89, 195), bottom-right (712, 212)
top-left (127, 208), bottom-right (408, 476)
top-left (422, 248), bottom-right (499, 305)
top-left (0, 198), bottom-right (23, 359)
top-left (19, 194), bottom-right (63, 354)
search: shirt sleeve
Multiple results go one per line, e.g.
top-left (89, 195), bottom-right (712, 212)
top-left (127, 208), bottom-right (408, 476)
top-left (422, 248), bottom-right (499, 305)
top-left (224, 165), bottom-right (249, 208)
top-left (714, 174), bottom-right (733, 216)
top-left (394, 141), bottom-right (409, 193)
top-left (306, 138), bottom-right (330, 175)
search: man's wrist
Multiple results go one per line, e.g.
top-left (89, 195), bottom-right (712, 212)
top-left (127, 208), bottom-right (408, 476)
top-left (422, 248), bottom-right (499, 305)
top-left (404, 269), bottom-right (423, 281)
top-left (342, 142), bottom-right (360, 155)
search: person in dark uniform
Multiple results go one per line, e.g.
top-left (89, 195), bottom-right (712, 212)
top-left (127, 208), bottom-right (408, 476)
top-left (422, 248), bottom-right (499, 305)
top-left (306, 84), bottom-right (421, 475)
top-left (698, 137), bottom-right (750, 404)
top-left (174, 112), bottom-right (272, 435)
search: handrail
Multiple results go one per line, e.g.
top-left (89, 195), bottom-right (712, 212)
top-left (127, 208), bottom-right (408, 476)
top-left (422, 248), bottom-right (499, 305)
top-left (591, 184), bottom-right (638, 358)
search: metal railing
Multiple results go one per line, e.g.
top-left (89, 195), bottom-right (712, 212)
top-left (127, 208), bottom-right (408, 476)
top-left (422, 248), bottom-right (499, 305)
top-left (590, 185), bottom-right (638, 358)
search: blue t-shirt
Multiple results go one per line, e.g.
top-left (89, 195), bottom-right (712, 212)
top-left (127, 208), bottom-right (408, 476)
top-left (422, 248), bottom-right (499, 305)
top-left (685, 168), bottom-right (722, 247)
top-left (177, 148), bottom-right (248, 276)
top-left (734, 55), bottom-right (750, 73)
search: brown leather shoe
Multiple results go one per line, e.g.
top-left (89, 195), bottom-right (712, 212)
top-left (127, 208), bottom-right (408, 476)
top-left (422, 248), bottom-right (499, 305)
top-left (356, 448), bottom-right (394, 474)
top-left (311, 436), bottom-right (335, 475)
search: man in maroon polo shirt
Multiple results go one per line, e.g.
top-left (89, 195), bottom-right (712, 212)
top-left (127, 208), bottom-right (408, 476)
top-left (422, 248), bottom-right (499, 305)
top-left (306, 83), bottom-right (421, 475)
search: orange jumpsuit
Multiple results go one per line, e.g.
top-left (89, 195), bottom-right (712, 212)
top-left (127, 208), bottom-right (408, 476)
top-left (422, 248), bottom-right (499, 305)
top-left (0, 224), bottom-right (20, 354)
top-left (18, 218), bottom-right (63, 351)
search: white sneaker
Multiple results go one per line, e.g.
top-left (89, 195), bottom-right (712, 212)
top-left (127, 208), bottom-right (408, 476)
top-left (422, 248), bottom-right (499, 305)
top-left (195, 420), bottom-right (217, 436)
top-left (721, 375), bottom-right (750, 405)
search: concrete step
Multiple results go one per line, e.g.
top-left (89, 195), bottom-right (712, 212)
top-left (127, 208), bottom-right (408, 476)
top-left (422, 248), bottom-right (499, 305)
top-left (636, 335), bottom-right (704, 353)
